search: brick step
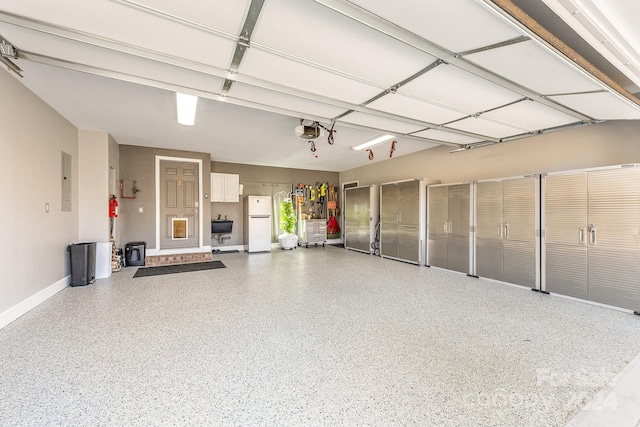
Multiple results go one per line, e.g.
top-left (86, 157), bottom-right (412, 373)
top-left (145, 252), bottom-right (213, 267)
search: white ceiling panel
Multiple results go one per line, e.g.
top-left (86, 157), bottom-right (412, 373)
top-left (399, 63), bottom-right (523, 113)
top-left (412, 129), bottom-right (485, 144)
top-left (445, 117), bottom-right (526, 138)
top-left (367, 93), bottom-right (466, 125)
top-left (252, 0), bottom-right (436, 86)
top-left (549, 92), bottom-right (640, 120)
top-left (126, 0), bottom-right (251, 35)
top-left (0, 24), bottom-right (226, 93)
top-left (228, 83), bottom-right (348, 120)
top-left (482, 100), bottom-right (580, 131)
top-left (239, 49), bottom-right (381, 104)
top-left (340, 112), bottom-right (426, 134)
top-left (466, 40), bottom-right (603, 95)
top-left (0, 0), bottom-right (238, 69)
top-left (348, 0), bottom-right (523, 53)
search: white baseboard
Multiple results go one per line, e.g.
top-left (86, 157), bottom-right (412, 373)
top-left (0, 276), bottom-right (69, 329)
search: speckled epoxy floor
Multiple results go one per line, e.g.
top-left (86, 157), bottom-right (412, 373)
top-left (2, 246), bottom-right (640, 426)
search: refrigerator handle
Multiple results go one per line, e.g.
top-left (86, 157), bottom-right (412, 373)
top-left (579, 227), bottom-right (585, 244)
top-left (589, 224), bottom-right (596, 245)
top-left (504, 222), bottom-right (509, 239)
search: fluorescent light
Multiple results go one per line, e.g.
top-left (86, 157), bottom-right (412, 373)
top-left (176, 92), bottom-right (198, 126)
top-left (352, 134), bottom-right (395, 151)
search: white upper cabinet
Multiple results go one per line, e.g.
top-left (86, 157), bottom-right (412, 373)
top-left (211, 173), bottom-right (240, 202)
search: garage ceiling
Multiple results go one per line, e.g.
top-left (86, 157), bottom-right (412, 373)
top-left (1, 0), bottom-right (639, 172)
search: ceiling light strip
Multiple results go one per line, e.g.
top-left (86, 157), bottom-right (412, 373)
top-left (311, 0), bottom-right (594, 121)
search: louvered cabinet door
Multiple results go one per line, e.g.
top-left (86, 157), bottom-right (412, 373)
top-left (503, 177), bottom-right (538, 288)
top-left (381, 184), bottom-right (399, 258)
top-left (428, 186), bottom-right (449, 269)
top-left (447, 184), bottom-right (470, 274)
top-left (344, 188), bottom-right (358, 250)
top-left (587, 167), bottom-right (640, 310)
top-left (476, 181), bottom-right (504, 281)
top-left (544, 173), bottom-right (588, 299)
top-left (356, 187), bottom-right (371, 252)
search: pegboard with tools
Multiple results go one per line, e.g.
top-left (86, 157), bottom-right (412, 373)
top-left (291, 182), bottom-right (339, 220)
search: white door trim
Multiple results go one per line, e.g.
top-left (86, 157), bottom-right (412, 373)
top-left (155, 155), bottom-right (205, 255)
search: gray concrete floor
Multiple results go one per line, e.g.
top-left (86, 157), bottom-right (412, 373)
top-left (1, 246), bottom-right (640, 426)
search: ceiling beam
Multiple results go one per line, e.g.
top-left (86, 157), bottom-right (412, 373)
top-left (0, 10), bottom-right (495, 144)
top-left (18, 50), bottom-right (462, 147)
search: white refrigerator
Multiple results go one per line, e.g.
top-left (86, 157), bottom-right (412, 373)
top-left (243, 196), bottom-right (272, 252)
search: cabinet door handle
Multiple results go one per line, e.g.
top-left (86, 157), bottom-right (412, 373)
top-left (589, 224), bottom-right (596, 245)
top-left (497, 224), bottom-right (502, 237)
top-left (579, 227), bottom-right (585, 244)
top-left (444, 222), bottom-right (448, 233)
top-left (504, 222), bottom-right (509, 239)
top-left (448, 221), bottom-right (452, 234)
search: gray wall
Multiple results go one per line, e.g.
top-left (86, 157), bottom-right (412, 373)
top-left (0, 70), bottom-right (79, 316)
top-left (119, 145), bottom-right (211, 251)
top-left (211, 162), bottom-right (339, 247)
top-left (341, 120), bottom-right (640, 185)
top-left (78, 130), bottom-right (110, 242)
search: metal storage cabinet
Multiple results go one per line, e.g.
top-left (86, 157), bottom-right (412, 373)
top-left (344, 185), bottom-right (379, 254)
top-left (427, 182), bottom-right (474, 274)
top-left (380, 178), bottom-right (435, 264)
top-left (476, 175), bottom-right (540, 288)
top-left (543, 165), bottom-right (640, 311)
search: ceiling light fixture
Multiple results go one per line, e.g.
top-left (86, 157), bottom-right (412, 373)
top-left (352, 134), bottom-right (395, 151)
top-left (176, 92), bottom-right (198, 126)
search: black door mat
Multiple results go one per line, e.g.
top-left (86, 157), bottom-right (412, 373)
top-left (133, 261), bottom-right (226, 278)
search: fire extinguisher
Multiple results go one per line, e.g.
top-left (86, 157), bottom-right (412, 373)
top-left (109, 195), bottom-right (118, 218)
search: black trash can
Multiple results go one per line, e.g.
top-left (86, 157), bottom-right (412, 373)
top-left (125, 242), bottom-right (146, 267)
top-left (68, 242), bottom-right (97, 287)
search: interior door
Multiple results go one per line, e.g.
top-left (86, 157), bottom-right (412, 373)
top-left (428, 186), bottom-right (449, 268)
top-left (587, 167), bottom-right (640, 310)
top-left (503, 177), bottom-right (537, 287)
top-left (381, 184), bottom-right (399, 258)
top-left (160, 160), bottom-right (199, 249)
top-left (448, 184), bottom-right (470, 274)
top-left (545, 173), bottom-right (588, 299)
top-left (476, 181), bottom-right (504, 281)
